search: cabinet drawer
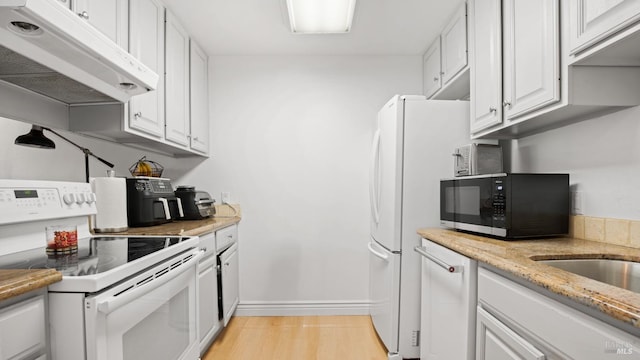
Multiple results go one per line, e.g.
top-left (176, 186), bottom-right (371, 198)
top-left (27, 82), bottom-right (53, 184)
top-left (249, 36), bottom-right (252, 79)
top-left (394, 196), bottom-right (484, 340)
top-left (478, 267), bottom-right (640, 359)
top-left (216, 224), bottom-right (238, 252)
top-left (199, 232), bottom-right (216, 258)
top-left (0, 295), bottom-right (46, 360)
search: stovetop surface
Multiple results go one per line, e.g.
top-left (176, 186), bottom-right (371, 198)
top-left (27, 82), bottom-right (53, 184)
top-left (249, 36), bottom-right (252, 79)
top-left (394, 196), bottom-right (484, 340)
top-left (0, 236), bottom-right (189, 277)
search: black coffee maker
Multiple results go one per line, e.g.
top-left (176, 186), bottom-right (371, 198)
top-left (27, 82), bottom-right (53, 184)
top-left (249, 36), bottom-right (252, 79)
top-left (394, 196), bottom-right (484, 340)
top-left (126, 177), bottom-right (184, 227)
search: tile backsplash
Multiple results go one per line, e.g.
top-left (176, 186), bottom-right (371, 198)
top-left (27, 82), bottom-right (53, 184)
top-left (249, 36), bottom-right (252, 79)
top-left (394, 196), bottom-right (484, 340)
top-left (570, 215), bottom-right (640, 248)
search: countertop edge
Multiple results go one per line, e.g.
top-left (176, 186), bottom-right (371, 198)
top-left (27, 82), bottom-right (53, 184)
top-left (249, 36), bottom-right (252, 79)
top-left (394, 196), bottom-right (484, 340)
top-left (0, 269), bottom-right (62, 302)
top-left (417, 227), bottom-right (640, 331)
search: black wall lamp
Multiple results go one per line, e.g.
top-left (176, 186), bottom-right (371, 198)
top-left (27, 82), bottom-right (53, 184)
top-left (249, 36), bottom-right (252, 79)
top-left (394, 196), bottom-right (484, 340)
top-left (14, 125), bottom-right (114, 183)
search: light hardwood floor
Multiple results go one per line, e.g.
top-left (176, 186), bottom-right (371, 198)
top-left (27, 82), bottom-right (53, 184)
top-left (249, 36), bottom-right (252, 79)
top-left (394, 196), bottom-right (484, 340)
top-left (202, 316), bottom-right (388, 360)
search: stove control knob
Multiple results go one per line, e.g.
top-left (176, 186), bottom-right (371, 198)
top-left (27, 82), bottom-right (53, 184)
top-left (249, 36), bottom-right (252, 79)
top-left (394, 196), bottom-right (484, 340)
top-left (63, 193), bottom-right (76, 205)
top-left (86, 193), bottom-right (97, 204)
top-left (75, 193), bottom-right (86, 204)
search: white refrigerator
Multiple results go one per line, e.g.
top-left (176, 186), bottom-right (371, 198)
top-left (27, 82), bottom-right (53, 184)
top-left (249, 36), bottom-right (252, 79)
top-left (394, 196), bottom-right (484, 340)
top-left (368, 95), bottom-right (470, 359)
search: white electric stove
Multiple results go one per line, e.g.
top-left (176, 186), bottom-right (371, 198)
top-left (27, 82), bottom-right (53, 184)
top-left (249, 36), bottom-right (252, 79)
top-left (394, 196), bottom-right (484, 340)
top-left (0, 179), bottom-right (201, 360)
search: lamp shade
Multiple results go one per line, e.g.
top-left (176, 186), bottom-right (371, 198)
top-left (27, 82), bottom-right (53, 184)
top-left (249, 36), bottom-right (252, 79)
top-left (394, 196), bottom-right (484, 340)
top-left (14, 125), bottom-right (55, 149)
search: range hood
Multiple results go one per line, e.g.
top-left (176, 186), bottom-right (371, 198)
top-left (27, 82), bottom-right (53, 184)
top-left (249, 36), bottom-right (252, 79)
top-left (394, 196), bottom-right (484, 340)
top-left (0, 0), bottom-right (158, 104)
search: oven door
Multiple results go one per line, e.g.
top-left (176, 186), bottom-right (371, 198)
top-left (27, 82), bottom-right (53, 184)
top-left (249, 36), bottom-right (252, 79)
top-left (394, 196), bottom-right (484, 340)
top-left (84, 249), bottom-right (202, 360)
top-left (440, 176), bottom-right (495, 232)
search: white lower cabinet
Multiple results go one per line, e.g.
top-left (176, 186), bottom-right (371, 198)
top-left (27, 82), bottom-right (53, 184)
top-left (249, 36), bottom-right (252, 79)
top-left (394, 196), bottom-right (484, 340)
top-left (477, 267), bottom-right (640, 360)
top-left (220, 242), bottom-right (239, 327)
top-left (0, 293), bottom-right (48, 360)
top-left (477, 307), bottom-right (545, 360)
top-left (198, 232), bottom-right (221, 354)
top-left (417, 239), bottom-right (477, 360)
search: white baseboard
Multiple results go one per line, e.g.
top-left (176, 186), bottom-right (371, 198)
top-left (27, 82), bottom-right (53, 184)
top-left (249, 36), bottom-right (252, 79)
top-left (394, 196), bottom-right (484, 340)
top-left (235, 300), bottom-right (371, 316)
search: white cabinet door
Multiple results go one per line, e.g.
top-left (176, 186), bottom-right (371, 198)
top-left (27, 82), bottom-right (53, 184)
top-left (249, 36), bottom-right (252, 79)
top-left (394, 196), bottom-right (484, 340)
top-left (189, 40), bottom-right (210, 154)
top-left (72, 0), bottom-right (127, 45)
top-left (423, 39), bottom-right (442, 98)
top-left (198, 254), bottom-right (220, 353)
top-left (56, 0), bottom-right (70, 9)
top-left (476, 307), bottom-right (546, 360)
top-left (469, 0), bottom-right (502, 133)
top-left (165, 10), bottom-right (190, 147)
top-left (220, 242), bottom-right (239, 327)
top-left (502, 0), bottom-right (559, 120)
top-left (0, 295), bottom-right (47, 360)
top-left (129, 0), bottom-right (165, 138)
top-left (418, 239), bottom-right (476, 360)
top-left (570, 0), bottom-right (640, 55)
top-left (441, 3), bottom-right (468, 85)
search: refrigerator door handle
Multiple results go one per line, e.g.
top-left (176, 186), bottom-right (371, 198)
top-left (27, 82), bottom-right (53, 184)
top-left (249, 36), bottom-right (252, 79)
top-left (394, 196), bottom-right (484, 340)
top-left (369, 129), bottom-right (381, 225)
top-left (368, 240), bottom-right (389, 261)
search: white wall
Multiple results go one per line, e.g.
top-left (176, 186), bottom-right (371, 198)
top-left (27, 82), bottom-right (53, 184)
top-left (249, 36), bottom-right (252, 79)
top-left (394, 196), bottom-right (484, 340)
top-left (509, 105), bottom-right (640, 220)
top-left (176, 55), bottom-right (422, 314)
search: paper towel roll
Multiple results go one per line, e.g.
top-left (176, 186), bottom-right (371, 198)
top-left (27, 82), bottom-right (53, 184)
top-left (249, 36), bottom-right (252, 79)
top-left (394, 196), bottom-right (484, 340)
top-left (91, 176), bottom-right (128, 232)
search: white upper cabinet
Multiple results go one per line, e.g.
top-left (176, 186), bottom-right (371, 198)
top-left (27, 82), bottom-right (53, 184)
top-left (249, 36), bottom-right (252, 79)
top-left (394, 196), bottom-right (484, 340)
top-left (423, 2), bottom-right (470, 100)
top-left (56, 0), bottom-right (70, 9)
top-left (570, 0), bottom-right (640, 56)
top-left (165, 10), bottom-right (191, 147)
top-left (423, 39), bottom-right (442, 98)
top-left (129, 0), bottom-right (165, 138)
top-left (441, 3), bottom-right (468, 85)
top-left (502, 0), bottom-right (560, 120)
top-left (72, 0), bottom-right (128, 46)
top-left (190, 41), bottom-right (210, 154)
top-left (469, 0), bottom-right (502, 133)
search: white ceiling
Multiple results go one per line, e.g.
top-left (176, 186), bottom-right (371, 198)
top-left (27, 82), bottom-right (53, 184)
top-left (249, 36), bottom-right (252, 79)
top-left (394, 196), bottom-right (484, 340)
top-left (162, 0), bottom-right (464, 56)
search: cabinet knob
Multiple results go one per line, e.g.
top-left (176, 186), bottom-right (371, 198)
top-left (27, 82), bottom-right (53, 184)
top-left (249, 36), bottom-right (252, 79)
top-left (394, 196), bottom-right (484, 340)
top-left (134, 112), bottom-right (142, 118)
top-left (503, 101), bottom-right (512, 108)
top-left (433, 77), bottom-right (439, 82)
top-left (77, 11), bottom-right (89, 20)
top-left (489, 107), bottom-right (497, 113)
top-left (193, 136), bottom-right (199, 141)
top-left (224, 262), bottom-right (230, 266)
top-left (440, 71), bottom-right (445, 75)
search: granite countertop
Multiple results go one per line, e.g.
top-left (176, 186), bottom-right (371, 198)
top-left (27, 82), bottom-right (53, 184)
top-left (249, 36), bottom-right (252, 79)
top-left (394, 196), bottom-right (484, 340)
top-left (418, 228), bottom-right (640, 330)
top-left (0, 269), bottom-right (61, 302)
top-left (106, 216), bottom-right (241, 237)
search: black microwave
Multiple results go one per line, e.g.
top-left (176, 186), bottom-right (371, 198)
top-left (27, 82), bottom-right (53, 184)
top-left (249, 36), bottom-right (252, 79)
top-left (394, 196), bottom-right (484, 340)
top-left (440, 173), bottom-right (569, 239)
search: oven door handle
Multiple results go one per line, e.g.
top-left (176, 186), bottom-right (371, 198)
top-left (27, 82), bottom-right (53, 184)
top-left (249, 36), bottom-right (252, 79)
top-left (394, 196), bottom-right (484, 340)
top-left (96, 249), bottom-right (204, 314)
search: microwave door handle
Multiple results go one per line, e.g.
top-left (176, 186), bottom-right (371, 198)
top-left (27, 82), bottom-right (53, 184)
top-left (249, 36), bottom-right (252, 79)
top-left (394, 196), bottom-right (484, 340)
top-left (158, 198), bottom-right (171, 220)
top-left (175, 197), bottom-right (184, 217)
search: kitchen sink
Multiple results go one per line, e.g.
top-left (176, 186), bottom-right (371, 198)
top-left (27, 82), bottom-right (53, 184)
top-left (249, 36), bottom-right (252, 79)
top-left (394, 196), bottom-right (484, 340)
top-left (537, 259), bottom-right (640, 293)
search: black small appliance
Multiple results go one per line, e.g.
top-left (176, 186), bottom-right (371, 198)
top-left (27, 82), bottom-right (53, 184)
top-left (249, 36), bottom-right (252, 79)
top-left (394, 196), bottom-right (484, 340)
top-left (126, 177), bottom-right (184, 227)
top-left (174, 186), bottom-right (216, 220)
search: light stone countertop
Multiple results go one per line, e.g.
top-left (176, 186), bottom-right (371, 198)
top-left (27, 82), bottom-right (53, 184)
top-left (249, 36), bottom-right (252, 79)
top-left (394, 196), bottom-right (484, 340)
top-left (0, 269), bottom-right (61, 302)
top-left (418, 227), bottom-right (640, 330)
top-left (106, 216), bottom-right (241, 237)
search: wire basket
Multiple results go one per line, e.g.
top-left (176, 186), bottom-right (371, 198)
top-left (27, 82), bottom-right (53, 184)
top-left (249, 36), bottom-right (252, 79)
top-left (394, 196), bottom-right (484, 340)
top-left (129, 156), bottom-right (164, 177)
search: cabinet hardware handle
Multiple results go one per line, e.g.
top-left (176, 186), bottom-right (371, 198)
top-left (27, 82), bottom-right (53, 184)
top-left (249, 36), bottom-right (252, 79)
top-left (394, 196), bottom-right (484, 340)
top-left (433, 77), bottom-right (439, 82)
top-left (78, 11), bottom-right (89, 19)
top-left (489, 107), bottom-right (497, 113)
top-left (440, 71), bottom-right (445, 75)
top-left (193, 136), bottom-right (199, 141)
top-left (414, 246), bottom-right (462, 273)
top-left (224, 262), bottom-right (230, 266)
top-left (201, 247), bottom-right (207, 252)
top-left (134, 112), bottom-right (142, 118)
top-left (503, 101), bottom-right (512, 108)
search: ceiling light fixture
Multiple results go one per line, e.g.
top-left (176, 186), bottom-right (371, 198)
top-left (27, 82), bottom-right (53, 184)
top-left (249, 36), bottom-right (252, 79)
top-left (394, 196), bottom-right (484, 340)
top-left (286, 0), bottom-right (357, 34)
